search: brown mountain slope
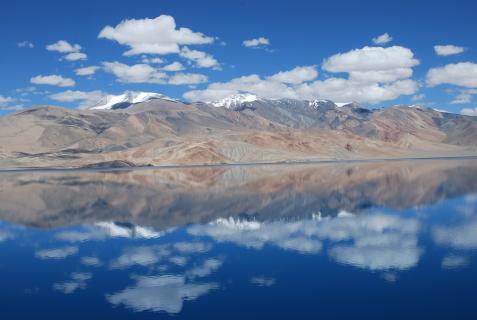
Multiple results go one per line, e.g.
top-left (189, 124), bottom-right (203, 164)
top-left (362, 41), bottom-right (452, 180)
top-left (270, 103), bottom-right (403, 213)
top-left (0, 100), bottom-right (476, 168)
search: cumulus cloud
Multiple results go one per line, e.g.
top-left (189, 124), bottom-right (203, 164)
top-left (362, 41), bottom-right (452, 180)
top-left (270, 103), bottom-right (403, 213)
top-left (168, 73), bottom-right (208, 85)
top-left (102, 61), bottom-right (167, 84)
top-left (46, 40), bottom-right (81, 53)
top-left (46, 40), bottom-right (87, 61)
top-left (433, 219), bottom-right (477, 249)
top-left (189, 212), bottom-right (421, 271)
top-left (30, 75), bottom-right (75, 87)
top-left (162, 61), bottom-right (185, 71)
top-left (185, 46), bottom-right (419, 104)
top-left (53, 273), bottom-right (92, 294)
top-left (188, 217), bottom-right (323, 254)
top-left (461, 107), bottom-right (477, 116)
top-left (184, 73), bottom-right (296, 102)
top-left (372, 33), bottom-right (392, 45)
top-left (173, 242), bottom-right (212, 254)
top-left (111, 245), bottom-right (171, 269)
top-left (434, 45), bottom-right (465, 56)
top-left (322, 46), bottom-right (419, 74)
top-left (243, 37), bottom-right (270, 48)
top-left (441, 255), bottom-right (469, 269)
top-left (64, 52), bottom-right (87, 61)
top-left (35, 246), bottom-right (79, 260)
top-left (179, 47), bottom-right (220, 69)
top-left (427, 62), bottom-right (477, 88)
top-left (98, 15), bottom-right (214, 56)
top-left (186, 258), bottom-right (223, 278)
top-left (451, 89), bottom-right (477, 104)
top-left (0, 95), bottom-right (14, 104)
top-left (107, 275), bottom-right (218, 314)
top-left (267, 65), bottom-right (318, 84)
top-left (75, 66), bottom-right (100, 76)
top-left (49, 90), bottom-right (105, 108)
top-left (17, 41), bottom-right (34, 48)
top-left (141, 57), bottom-right (164, 64)
top-left (81, 256), bottom-right (102, 267)
top-left (102, 61), bottom-right (208, 85)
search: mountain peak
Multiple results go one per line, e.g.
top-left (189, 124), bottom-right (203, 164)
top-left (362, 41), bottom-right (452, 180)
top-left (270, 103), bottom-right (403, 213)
top-left (210, 93), bottom-right (258, 109)
top-left (88, 91), bottom-right (177, 110)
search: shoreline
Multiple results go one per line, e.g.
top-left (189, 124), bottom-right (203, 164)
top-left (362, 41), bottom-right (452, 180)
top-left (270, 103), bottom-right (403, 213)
top-left (1, 154), bottom-right (477, 173)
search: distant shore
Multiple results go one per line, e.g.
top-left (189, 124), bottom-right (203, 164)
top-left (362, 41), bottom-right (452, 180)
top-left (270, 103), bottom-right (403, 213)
top-left (1, 155), bottom-right (477, 173)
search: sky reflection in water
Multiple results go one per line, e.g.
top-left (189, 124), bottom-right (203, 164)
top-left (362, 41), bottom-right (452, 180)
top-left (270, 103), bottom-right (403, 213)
top-left (0, 160), bottom-right (477, 319)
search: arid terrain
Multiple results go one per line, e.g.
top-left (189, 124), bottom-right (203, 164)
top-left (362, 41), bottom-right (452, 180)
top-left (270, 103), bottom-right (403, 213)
top-left (1, 97), bottom-right (476, 168)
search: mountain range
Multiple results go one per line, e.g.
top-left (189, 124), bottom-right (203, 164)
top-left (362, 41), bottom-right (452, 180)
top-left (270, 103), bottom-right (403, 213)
top-left (0, 91), bottom-right (476, 168)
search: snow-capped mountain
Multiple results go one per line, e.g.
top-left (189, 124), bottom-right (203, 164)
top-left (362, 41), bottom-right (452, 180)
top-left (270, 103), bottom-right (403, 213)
top-left (210, 94), bottom-right (258, 109)
top-left (89, 91), bottom-right (177, 110)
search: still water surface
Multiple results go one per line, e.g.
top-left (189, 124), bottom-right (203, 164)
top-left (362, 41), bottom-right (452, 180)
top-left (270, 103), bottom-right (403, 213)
top-left (1, 159), bottom-right (477, 319)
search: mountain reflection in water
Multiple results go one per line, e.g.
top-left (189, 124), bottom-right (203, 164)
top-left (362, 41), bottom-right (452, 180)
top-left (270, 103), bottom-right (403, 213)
top-left (0, 159), bottom-right (477, 319)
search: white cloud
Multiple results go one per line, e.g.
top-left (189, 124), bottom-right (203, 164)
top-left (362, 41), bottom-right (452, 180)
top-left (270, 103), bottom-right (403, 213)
top-left (460, 107), bottom-right (477, 116)
top-left (111, 245), bottom-right (171, 269)
top-left (98, 15), bottom-right (214, 56)
top-left (30, 75), bottom-right (75, 87)
top-left (0, 95), bottom-right (14, 104)
top-left (75, 66), bottom-right (99, 76)
top-left (16, 86), bottom-right (38, 96)
top-left (185, 46), bottom-right (419, 104)
top-left (372, 33), bottom-right (392, 45)
top-left (168, 73), bottom-right (208, 85)
top-left (35, 246), bottom-right (79, 260)
top-left (186, 258), bottom-right (223, 278)
top-left (141, 57), bottom-right (164, 64)
top-left (64, 52), bottom-right (87, 61)
top-left (102, 61), bottom-right (167, 84)
top-left (434, 45), bottom-right (465, 56)
top-left (162, 61), bottom-right (185, 71)
top-left (188, 217), bottom-right (323, 254)
top-left (412, 93), bottom-right (425, 101)
top-left (433, 219), bottom-right (477, 249)
top-left (107, 275), bottom-right (217, 314)
top-left (173, 242), bottom-right (211, 254)
top-left (53, 273), bottom-right (92, 294)
top-left (322, 46), bottom-right (419, 73)
top-left (81, 256), bottom-right (102, 267)
top-left (49, 90), bottom-right (105, 108)
top-left (298, 78), bottom-right (418, 104)
top-left (179, 47), bottom-right (220, 69)
top-left (243, 37), bottom-right (270, 48)
top-left (452, 94), bottom-right (471, 104)
top-left (441, 255), bottom-right (469, 269)
top-left (17, 41), bottom-right (34, 48)
top-left (102, 61), bottom-right (208, 85)
top-left (250, 276), bottom-right (276, 287)
top-left (188, 213), bottom-right (421, 271)
top-left (267, 65), bottom-right (318, 84)
top-left (427, 62), bottom-right (477, 88)
top-left (46, 40), bottom-right (81, 53)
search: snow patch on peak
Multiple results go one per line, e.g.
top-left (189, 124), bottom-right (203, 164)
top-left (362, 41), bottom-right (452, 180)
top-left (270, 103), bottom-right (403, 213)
top-left (210, 94), bottom-right (258, 109)
top-left (309, 99), bottom-right (336, 108)
top-left (335, 102), bottom-right (353, 108)
top-left (89, 91), bottom-right (177, 110)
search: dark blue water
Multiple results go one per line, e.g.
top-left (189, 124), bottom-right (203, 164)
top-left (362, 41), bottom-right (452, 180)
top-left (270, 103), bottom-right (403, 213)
top-left (0, 160), bottom-right (476, 319)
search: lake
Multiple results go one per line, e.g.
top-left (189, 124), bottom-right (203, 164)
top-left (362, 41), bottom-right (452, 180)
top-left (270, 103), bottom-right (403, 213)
top-left (1, 159), bottom-right (477, 319)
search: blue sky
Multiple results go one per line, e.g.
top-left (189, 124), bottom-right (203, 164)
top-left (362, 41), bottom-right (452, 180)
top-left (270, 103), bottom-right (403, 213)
top-left (1, 0), bottom-right (477, 115)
